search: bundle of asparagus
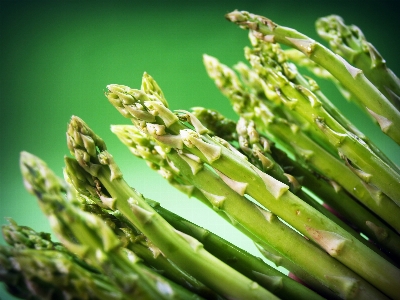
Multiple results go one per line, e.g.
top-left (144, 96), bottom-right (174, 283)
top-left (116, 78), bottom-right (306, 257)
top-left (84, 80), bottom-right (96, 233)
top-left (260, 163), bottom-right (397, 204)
top-left (1, 10), bottom-right (399, 300)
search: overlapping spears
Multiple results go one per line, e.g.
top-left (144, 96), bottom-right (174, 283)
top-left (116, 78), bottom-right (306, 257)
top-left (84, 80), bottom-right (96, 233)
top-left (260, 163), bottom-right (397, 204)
top-left (2, 10), bottom-right (400, 300)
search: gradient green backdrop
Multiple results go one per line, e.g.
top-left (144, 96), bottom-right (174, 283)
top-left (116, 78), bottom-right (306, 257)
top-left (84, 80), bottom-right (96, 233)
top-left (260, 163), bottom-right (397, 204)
top-left (1, 1), bottom-right (399, 298)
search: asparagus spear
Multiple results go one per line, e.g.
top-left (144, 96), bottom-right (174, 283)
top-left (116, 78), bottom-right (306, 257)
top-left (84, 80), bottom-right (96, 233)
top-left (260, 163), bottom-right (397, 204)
top-left (203, 54), bottom-right (400, 234)
top-left (64, 157), bottom-right (223, 300)
top-left (1, 219), bottom-right (123, 300)
top-left (316, 15), bottom-right (400, 111)
top-left (242, 35), bottom-right (400, 204)
top-left (191, 107), bottom-right (400, 261)
top-left (150, 201), bottom-right (329, 300)
top-left (223, 52), bottom-right (400, 250)
top-left (19, 151), bottom-right (203, 300)
top-left (2, 218), bottom-right (97, 273)
top-left (225, 10), bottom-right (400, 145)
top-left (105, 75), bottom-right (399, 298)
top-left (241, 36), bottom-right (341, 159)
top-left (224, 116), bottom-right (386, 254)
top-left (65, 116), bottom-right (278, 300)
top-left (112, 123), bottom-right (386, 300)
top-left (252, 240), bottom-right (336, 298)
top-left (0, 245), bottom-right (124, 300)
top-left (202, 54), bottom-right (400, 297)
top-left (237, 41), bottom-right (400, 174)
top-left (111, 123), bottom-right (334, 298)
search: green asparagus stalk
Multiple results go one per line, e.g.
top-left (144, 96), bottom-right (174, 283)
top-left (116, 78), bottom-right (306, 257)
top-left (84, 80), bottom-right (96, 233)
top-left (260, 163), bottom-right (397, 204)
top-left (1, 246), bottom-right (124, 300)
top-left (112, 123), bottom-right (387, 299)
top-left (231, 51), bottom-right (400, 248)
top-left (225, 10), bottom-right (400, 145)
top-left (111, 123), bottom-right (336, 298)
top-left (149, 200), bottom-right (324, 300)
top-left (316, 15), bottom-right (400, 111)
top-left (190, 106), bottom-right (238, 142)
top-left (105, 76), bottom-right (399, 298)
top-left (0, 245), bottom-right (121, 300)
top-left (191, 107), bottom-right (400, 261)
top-left (220, 115), bottom-right (385, 253)
top-left (2, 218), bottom-right (97, 273)
top-left (283, 47), bottom-right (361, 111)
top-left (202, 54), bottom-right (400, 296)
top-left (203, 54), bottom-right (400, 234)
top-left (236, 42), bottom-right (400, 174)
top-left (20, 151), bottom-right (203, 300)
top-left (1, 219), bottom-right (123, 300)
top-left (252, 240), bottom-right (337, 298)
top-left (241, 36), bottom-right (341, 159)
top-left (66, 115), bottom-right (278, 300)
top-left (182, 108), bottom-right (399, 263)
top-left (283, 48), bottom-right (334, 79)
top-left (273, 149), bottom-right (400, 260)
top-left (242, 36), bottom-right (400, 204)
top-left (64, 157), bottom-right (222, 300)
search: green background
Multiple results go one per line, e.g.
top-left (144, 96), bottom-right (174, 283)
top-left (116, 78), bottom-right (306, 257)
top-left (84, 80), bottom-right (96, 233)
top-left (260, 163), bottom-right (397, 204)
top-left (1, 1), bottom-right (399, 298)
